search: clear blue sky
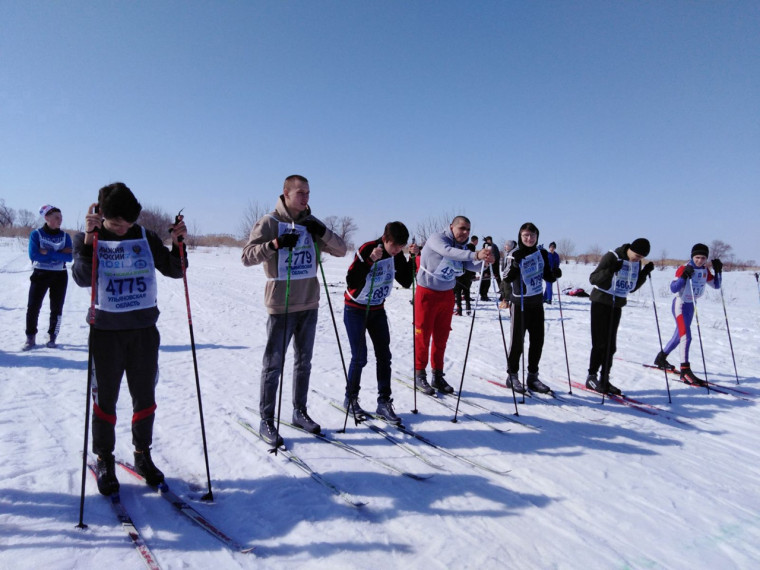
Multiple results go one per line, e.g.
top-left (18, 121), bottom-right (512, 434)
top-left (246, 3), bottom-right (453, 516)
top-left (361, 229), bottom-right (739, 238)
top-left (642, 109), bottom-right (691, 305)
top-left (2, 1), bottom-right (758, 262)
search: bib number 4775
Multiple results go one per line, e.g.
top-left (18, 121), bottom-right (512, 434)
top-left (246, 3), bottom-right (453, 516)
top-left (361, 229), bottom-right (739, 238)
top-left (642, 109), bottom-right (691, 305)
top-left (105, 277), bottom-right (147, 295)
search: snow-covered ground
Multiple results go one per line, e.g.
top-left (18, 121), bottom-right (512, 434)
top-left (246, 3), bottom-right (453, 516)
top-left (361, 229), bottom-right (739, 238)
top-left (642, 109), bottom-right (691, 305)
top-left (1, 236), bottom-right (759, 569)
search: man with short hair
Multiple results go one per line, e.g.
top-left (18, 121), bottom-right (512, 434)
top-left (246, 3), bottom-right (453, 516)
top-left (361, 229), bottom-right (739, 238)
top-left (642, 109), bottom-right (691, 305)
top-left (242, 175), bottom-right (347, 445)
top-left (414, 216), bottom-right (493, 394)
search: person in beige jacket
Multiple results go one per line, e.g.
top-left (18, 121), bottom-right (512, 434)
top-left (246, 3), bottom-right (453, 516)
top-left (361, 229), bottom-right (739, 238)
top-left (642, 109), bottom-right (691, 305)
top-left (242, 175), bottom-right (347, 446)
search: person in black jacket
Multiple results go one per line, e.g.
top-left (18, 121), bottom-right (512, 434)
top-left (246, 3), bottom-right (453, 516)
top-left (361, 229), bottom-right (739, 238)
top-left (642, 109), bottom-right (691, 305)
top-left (343, 222), bottom-right (418, 424)
top-left (585, 238), bottom-right (654, 395)
top-left (72, 182), bottom-right (187, 496)
top-left (502, 223), bottom-right (560, 394)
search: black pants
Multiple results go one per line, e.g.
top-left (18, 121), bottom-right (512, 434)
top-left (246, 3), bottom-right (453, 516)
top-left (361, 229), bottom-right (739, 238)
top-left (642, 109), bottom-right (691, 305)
top-left (454, 276), bottom-right (473, 312)
top-left (91, 326), bottom-right (160, 456)
top-left (507, 301), bottom-right (545, 374)
top-left (26, 269), bottom-right (68, 337)
top-left (479, 276), bottom-right (492, 300)
top-left (588, 301), bottom-right (622, 377)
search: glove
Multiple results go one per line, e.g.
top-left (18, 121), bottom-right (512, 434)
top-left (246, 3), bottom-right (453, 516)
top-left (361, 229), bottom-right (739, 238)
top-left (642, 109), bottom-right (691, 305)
top-left (511, 248), bottom-right (529, 263)
top-left (302, 217), bottom-right (326, 238)
top-left (681, 265), bottom-right (695, 279)
top-left (641, 261), bottom-right (654, 278)
top-left (277, 232), bottom-right (299, 249)
top-left (613, 258), bottom-right (625, 273)
top-left (712, 258), bottom-right (723, 274)
top-left (553, 267), bottom-right (562, 279)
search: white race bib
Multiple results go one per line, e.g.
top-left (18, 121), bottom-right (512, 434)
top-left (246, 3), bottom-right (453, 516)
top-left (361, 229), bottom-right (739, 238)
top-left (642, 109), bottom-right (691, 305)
top-left (96, 228), bottom-right (158, 313)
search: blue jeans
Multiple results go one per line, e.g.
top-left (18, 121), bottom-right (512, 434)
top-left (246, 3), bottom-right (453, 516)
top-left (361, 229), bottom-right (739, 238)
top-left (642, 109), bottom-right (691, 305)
top-left (260, 309), bottom-right (318, 420)
top-left (343, 305), bottom-right (392, 403)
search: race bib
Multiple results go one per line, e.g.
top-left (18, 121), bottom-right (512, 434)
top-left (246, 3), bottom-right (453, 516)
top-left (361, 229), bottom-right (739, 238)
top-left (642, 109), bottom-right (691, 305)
top-left (599, 257), bottom-right (639, 298)
top-left (96, 228), bottom-right (158, 313)
top-left (349, 256), bottom-right (395, 305)
top-left (680, 267), bottom-right (707, 302)
top-left (275, 222), bottom-right (317, 281)
top-left (519, 250), bottom-right (544, 296)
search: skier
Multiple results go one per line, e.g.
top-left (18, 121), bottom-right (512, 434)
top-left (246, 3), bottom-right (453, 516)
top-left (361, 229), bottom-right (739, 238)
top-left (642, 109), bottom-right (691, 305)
top-left (586, 238), bottom-right (654, 395)
top-left (543, 241), bottom-right (560, 304)
top-left (72, 182), bottom-right (187, 495)
top-left (414, 216), bottom-right (493, 395)
top-left (653, 243), bottom-right (722, 386)
top-left (241, 175), bottom-right (347, 446)
top-left (501, 223), bottom-right (561, 393)
top-left (23, 205), bottom-right (73, 350)
top-left (499, 239), bottom-right (517, 308)
top-left (478, 236), bottom-right (500, 302)
top-left (343, 221), bottom-right (419, 424)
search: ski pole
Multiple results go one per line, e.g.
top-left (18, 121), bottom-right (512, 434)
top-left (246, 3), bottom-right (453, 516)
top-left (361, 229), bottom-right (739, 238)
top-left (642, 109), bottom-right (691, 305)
top-left (555, 280), bottom-right (573, 395)
top-left (172, 210), bottom-right (214, 501)
top-left (410, 237), bottom-right (419, 414)
top-left (492, 276), bottom-right (518, 415)
top-left (340, 258), bottom-right (379, 432)
top-left (648, 276), bottom-right (672, 403)
top-left (270, 228), bottom-right (294, 454)
top-left (688, 279), bottom-right (710, 394)
top-left (600, 274), bottom-right (618, 406)
top-left (77, 209), bottom-right (99, 529)
top-left (314, 242), bottom-right (352, 430)
top-left (452, 260), bottom-right (486, 423)
top-left (717, 274), bottom-right (740, 384)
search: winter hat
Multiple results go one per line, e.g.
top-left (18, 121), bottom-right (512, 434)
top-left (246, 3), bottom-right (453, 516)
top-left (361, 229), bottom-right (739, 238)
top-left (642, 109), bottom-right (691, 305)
top-left (505, 239), bottom-right (517, 251)
top-left (691, 243), bottom-right (709, 258)
top-left (98, 182), bottom-right (142, 223)
top-left (39, 204), bottom-right (60, 218)
top-left (549, 241), bottom-right (556, 248)
top-left (630, 238), bottom-right (650, 257)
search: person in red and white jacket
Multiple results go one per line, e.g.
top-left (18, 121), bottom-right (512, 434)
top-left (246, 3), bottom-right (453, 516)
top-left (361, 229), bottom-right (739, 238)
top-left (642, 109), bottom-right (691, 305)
top-left (343, 221), bottom-right (418, 424)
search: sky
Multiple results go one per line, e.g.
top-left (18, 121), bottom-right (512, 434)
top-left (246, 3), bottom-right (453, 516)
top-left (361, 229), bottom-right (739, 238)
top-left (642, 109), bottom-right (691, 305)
top-left (1, 0), bottom-right (758, 262)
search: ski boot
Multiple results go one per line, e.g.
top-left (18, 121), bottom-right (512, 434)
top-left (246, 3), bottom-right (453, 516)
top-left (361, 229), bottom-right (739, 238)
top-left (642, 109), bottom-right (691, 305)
top-left (680, 363), bottom-right (706, 387)
top-left (344, 396), bottom-right (369, 421)
top-left (96, 454), bottom-right (120, 496)
top-left (527, 372), bottom-right (551, 394)
top-left (134, 448), bottom-right (165, 487)
top-left (22, 334), bottom-right (35, 351)
top-left (376, 398), bottom-right (402, 425)
top-left (654, 351), bottom-right (675, 371)
top-left (259, 418), bottom-right (284, 447)
top-left (506, 372), bottom-right (526, 394)
top-left (431, 369), bottom-right (454, 394)
top-left (414, 370), bottom-right (435, 396)
top-left (292, 408), bottom-right (321, 434)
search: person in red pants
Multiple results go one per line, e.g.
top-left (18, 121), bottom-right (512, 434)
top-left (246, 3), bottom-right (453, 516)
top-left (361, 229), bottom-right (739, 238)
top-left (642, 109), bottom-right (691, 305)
top-left (414, 216), bottom-right (493, 394)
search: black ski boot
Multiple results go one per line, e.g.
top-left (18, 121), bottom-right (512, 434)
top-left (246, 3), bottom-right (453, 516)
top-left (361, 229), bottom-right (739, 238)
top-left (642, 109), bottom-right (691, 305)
top-left (527, 373), bottom-right (551, 394)
top-left (22, 334), bottom-right (35, 351)
top-left (96, 454), bottom-right (120, 496)
top-left (414, 370), bottom-right (435, 396)
top-left (134, 449), bottom-right (165, 487)
top-left (46, 334), bottom-right (57, 348)
top-left (259, 418), bottom-right (284, 447)
top-left (343, 396), bottom-right (369, 421)
top-left (431, 370), bottom-right (454, 394)
top-left (654, 351), bottom-right (675, 371)
top-left (602, 374), bottom-right (622, 396)
top-left (376, 398), bottom-right (402, 425)
top-left (292, 408), bottom-right (321, 434)
top-left (680, 363), bottom-right (706, 387)
top-left (585, 373), bottom-right (603, 393)
top-left (506, 372), bottom-right (526, 394)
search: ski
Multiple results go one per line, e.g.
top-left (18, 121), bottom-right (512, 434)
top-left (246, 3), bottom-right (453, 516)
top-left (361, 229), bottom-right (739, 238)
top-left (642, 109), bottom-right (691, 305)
top-left (86, 462), bottom-right (162, 570)
top-left (322, 399), bottom-right (446, 471)
top-left (115, 461), bottom-right (253, 553)
top-left (569, 381), bottom-right (690, 426)
top-left (322, 394), bottom-right (510, 477)
top-left (483, 378), bottom-right (608, 423)
top-left (237, 418), bottom-right (367, 508)
top-left (639, 364), bottom-right (753, 400)
top-left (244, 406), bottom-right (432, 481)
top-left (394, 376), bottom-right (540, 432)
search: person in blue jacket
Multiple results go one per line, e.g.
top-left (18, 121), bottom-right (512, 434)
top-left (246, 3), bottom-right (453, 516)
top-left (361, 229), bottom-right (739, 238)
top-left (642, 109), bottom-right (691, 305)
top-left (23, 205), bottom-right (73, 350)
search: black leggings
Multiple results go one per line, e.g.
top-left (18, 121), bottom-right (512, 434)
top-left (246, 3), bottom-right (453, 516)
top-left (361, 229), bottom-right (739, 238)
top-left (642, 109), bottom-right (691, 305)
top-left (26, 269), bottom-right (68, 336)
top-left (507, 301), bottom-right (545, 374)
top-left (588, 301), bottom-right (622, 377)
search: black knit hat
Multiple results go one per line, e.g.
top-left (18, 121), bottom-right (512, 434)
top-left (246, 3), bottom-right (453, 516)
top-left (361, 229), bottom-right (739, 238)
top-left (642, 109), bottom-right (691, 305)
top-left (691, 243), bottom-right (709, 258)
top-left (630, 238), bottom-right (650, 257)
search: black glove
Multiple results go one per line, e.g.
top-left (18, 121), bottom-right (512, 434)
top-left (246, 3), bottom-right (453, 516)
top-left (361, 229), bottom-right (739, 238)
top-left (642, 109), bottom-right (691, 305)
top-left (511, 248), bottom-right (529, 263)
top-left (302, 217), bottom-right (326, 238)
top-left (613, 258), bottom-right (625, 273)
top-left (553, 267), bottom-right (562, 279)
top-left (681, 265), bottom-right (695, 279)
top-left (712, 258), bottom-right (723, 274)
top-left (277, 232), bottom-right (299, 250)
top-left (641, 261), bottom-right (654, 278)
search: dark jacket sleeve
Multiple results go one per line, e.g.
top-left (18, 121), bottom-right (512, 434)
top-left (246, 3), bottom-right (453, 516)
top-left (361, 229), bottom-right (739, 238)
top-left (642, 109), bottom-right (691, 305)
top-left (147, 230), bottom-right (185, 278)
top-left (541, 249), bottom-right (556, 283)
top-left (394, 251), bottom-right (415, 289)
top-left (345, 241), bottom-right (377, 291)
top-left (71, 232), bottom-right (94, 287)
top-left (589, 251), bottom-right (618, 290)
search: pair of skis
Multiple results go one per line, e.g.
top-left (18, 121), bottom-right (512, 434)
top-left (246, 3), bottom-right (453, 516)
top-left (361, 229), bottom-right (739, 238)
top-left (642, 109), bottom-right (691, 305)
top-left (86, 459), bottom-right (252, 569)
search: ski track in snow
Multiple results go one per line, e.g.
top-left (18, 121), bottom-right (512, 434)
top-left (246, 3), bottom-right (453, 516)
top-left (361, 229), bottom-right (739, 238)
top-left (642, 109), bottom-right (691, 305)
top-left (1, 237), bottom-right (759, 569)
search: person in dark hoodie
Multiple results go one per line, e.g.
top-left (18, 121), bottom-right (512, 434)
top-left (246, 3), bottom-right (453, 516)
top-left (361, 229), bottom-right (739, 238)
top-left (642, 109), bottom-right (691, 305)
top-left (72, 182), bottom-right (187, 496)
top-left (586, 238), bottom-right (654, 395)
top-left (502, 222), bottom-right (561, 393)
